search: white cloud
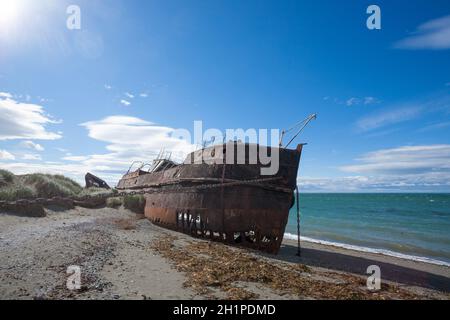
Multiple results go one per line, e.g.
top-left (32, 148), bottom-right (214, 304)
top-left (140, 93), bottom-right (148, 98)
top-left (355, 94), bottom-right (450, 133)
top-left (356, 105), bottom-right (421, 132)
top-left (104, 84), bottom-right (112, 90)
top-left (28, 115), bottom-right (197, 186)
top-left (80, 116), bottom-right (194, 159)
top-left (63, 156), bottom-right (90, 161)
top-left (346, 96), bottom-right (378, 106)
top-left (298, 173), bottom-right (450, 192)
top-left (298, 144), bottom-right (450, 192)
top-left (120, 99), bottom-right (131, 106)
top-left (395, 15), bottom-right (450, 50)
top-left (419, 121), bottom-right (450, 132)
top-left (0, 93), bottom-right (61, 140)
top-left (38, 96), bottom-right (51, 103)
top-left (0, 92), bottom-right (13, 99)
top-left (0, 150), bottom-right (15, 160)
top-left (84, 115), bottom-right (152, 127)
top-left (22, 154), bottom-right (42, 161)
top-left (327, 96), bottom-right (379, 106)
top-left (125, 92), bottom-right (135, 99)
top-left (363, 97), bottom-right (377, 105)
top-left (346, 97), bottom-right (360, 106)
top-left (20, 140), bottom-right (44, 151)
top-left (340, 145), bottom-right (450, 175)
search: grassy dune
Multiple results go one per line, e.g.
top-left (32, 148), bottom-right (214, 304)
top-left (0, 169), bottom-right (113, 201)
top-left (0, 169), bottom-right (146, 214)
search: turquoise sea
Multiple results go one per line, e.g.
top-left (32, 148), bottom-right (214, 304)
top-left (285, 194), bottom-right (450, 266)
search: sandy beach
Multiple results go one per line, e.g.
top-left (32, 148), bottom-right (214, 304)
top-left (0, 207), bottom-right (449, 300)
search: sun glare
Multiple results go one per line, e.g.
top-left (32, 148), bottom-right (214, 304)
top-left (0, 0), bottom-right (19, 27)
top-left (0, 0), bottom-right (22, 28)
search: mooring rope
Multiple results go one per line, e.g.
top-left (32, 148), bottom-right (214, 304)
top-left (296, 185), bottom-right (301, 257)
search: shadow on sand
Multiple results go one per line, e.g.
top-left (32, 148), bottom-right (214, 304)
top-left (258, 243), bottom-right (450, 293)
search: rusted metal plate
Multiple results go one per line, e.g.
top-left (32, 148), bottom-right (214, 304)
top-left (85, 172), bottom-right (110, 189)
top-left (143, 185), bottom-right (292, 253)
top-left (117, 143), bottom-right (303, 254)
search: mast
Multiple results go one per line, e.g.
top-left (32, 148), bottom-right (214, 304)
top-left (279, 113), bottom-right (317, 148)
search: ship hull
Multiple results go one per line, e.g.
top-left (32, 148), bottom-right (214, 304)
top-left (144, 185), bottom-right (293, 253)
top-left (117, 143), bottom-right (303, 254)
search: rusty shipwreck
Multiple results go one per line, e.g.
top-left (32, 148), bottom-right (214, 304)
top-left (117, 115), bottom-right (316, 254)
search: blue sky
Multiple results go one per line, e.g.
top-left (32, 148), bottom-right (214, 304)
top-left (0, 0), bottom-right (449, 192)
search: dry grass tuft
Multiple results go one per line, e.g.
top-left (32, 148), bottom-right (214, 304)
top-left (106, 197), bottom-right (123, 208)
top-left (123, 195), bottom-right (146, 214)
top-left (0, 185), bottom-right (34, 201)
top-left (151, 235), bottom-right (422, 300)
top-left (0, 169), bottom-right (14, 184)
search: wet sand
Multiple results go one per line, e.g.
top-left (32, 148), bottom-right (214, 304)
top-left (0, 207), bottom-right (448, 300)
top-left (279, 239), bottom-right (450, 293)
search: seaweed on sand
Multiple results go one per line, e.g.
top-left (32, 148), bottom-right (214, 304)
top-left (151, 235), bottom-right (423, 300)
